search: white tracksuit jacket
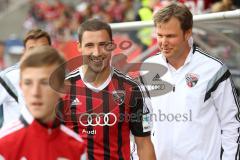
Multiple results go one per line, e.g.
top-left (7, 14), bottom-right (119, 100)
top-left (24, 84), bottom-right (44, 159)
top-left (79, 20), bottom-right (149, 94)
top-left (0, 64), bottom-right (24, 128)
top-left (140, 45), bottom-right (240, 160)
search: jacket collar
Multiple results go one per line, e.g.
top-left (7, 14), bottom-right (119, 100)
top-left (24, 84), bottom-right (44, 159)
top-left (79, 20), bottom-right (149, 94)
top-left (20, 105), bottom-right (61, 129)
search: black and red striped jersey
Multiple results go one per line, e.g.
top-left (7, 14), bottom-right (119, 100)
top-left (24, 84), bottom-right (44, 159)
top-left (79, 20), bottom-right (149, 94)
top-left (58, 67), bottom-right (152, 160)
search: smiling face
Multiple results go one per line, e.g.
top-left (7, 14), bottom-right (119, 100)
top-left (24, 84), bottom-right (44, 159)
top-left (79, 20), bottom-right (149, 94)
top-left (78, 29), bottom-right (112, 74)
top-left (156, 17), bottom-right (192, 68)
top-left (20, 64), bottom-right (61, 123)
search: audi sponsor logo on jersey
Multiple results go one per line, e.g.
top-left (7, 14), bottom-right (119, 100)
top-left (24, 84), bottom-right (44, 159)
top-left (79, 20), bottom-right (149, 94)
top-left (82, 129), bottom-right (97, 135)
top-left (79, 113), bottom-right (117, 126)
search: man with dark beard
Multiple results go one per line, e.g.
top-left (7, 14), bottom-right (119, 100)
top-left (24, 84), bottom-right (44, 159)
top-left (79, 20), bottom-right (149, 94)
top-left (59, 19), bottom-right (156, 160)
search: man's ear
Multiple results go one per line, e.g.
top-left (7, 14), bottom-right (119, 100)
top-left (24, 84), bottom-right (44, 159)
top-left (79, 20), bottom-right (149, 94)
top-left (77, 41), bottom-right (82, 53)
top-left (185, 29), bottom-right (192, 41)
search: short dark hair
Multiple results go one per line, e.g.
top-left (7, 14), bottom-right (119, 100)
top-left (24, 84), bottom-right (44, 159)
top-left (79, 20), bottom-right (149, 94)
top-left (153, 2), bottom-right (193, 32)
top-left (77, 19), bottom-right (112, 43)
top-left (23, 29), bottom-right (51, 47)
top-left (20, 46), bottom-right (66, 86)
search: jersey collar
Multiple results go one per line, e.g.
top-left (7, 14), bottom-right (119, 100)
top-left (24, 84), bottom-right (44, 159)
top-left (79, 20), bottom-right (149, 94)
top-left (79, 66), bottom-right (113, 92)
top-left (20, 104), bottom-right (61, 128)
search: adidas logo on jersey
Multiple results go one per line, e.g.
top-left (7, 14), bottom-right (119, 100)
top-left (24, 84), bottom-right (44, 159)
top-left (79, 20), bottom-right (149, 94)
top-left (71, 98), bottom-right (82, 106)
top-left (152, 74), bottom-right (161, 81)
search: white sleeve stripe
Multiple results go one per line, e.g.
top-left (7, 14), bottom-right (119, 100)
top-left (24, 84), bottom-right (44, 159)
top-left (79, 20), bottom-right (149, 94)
top-left (0, 121), bottom-right (24, 138)
top-left (60, 125), bottom-right (83, 142)
top-left (65, 68), bottom-right (80, 80)
top-left (80, 151), bottom-right (87, 160)
top-left (0, 154), bottom-right (5, 160)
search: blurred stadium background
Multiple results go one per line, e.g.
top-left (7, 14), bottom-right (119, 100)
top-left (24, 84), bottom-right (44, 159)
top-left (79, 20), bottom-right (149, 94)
top-left (0, 0), bottom-right (239, 92)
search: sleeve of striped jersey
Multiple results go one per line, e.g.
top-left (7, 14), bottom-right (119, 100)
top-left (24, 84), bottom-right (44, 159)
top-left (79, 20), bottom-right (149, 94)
top-left (129, 85), bottom-right (152, 137)
top-left (212, 72), bottom-right (240, 159)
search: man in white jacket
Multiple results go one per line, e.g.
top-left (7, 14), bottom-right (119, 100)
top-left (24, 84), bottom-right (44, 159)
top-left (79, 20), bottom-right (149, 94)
top-left (0, 29), bottom-right (51, 128)
top-left (140, 2), bottom-right (240, 160)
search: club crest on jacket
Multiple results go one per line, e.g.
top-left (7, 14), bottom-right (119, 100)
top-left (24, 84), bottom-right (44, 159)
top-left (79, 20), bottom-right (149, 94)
top-left (185, 73), bottom-right (199, 88)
